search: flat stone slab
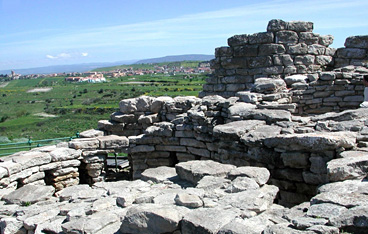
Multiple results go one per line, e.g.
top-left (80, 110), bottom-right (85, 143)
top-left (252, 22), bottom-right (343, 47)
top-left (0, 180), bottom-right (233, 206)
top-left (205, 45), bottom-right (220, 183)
top-left (56, 184), bottom-right (106, 202)
top-left (264, 131), bottom-right (356, 151)
top-left (213, 120), bottom-right (265, 140)
top-left (141, 166), bottom-right (178, 183)
top-left (120, 204), bottom-right (183, 234)
top-left (176, 160), bottom-right (236, 185)
top-left (97, 135), bottom-right (129, 149)
top-left (79, 129), bottom-right (104, 138)
top-left (327, 155), bottom-right (368, 181)
top-left (181, 208), bottom-right (239, 234)
top-left (2, 185), bottom-right (55, 205)
top-left (228, 166), bottom-right (271, 185)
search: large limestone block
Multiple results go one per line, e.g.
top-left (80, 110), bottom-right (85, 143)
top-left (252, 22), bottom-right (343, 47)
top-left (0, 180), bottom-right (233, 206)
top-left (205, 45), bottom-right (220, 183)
top-left (227, 34), bottom-right (249, 46)
top-left (263, 223), bottom-right (315, 234)
top-left (110, 112), bottom-right (138, 123)
top-left (287, 21), bottom-right (314, 32)
top-left (0, 217), bottom-right (26, 234)
top-left (79, 129), bottom-right (104, 138)
top-left (345, 35), bottom-right (368, 49)
top-left (141, 166), bottom-right (178, 183)
top-left (267, 19), bottom-right (288, 32)
top-left (327, 155), bottom-right (368, 181)
top-left (68, 138), bottom-right (99, 150)
top-left (213, 120), bottom-right (265, 140)
top-left (276, 31), bottom-right (299, 44)
top-left (2, 185), bottom-right (55, 205)
top-left (311, 192), bottom-right (368, 208)
top-left (97, 135), bottom-right (129, 149)
top-left (175, 193), bottom-right (203, 208)
top-left (307, 203), bottom-right (348, 220)
top-left (12, 151), bottom-right (51, 169)
top-left (241, 125), bottom-right (282, 146)
top-left (228, 103), bottom-right (292, 122)
top-left (62, 211), bottom-right (120, 234)
top-left (181, 208), bottom-right (239, 234)
top-left (264, 131), bottom-right (356, 152)
top-left (56, 184), bottom-right (106, 202)
top-left (227, 166), bottom-right (270, 185)
top-left (0, 161), bottom-right (22, 175)
top-left (23, 209), bottom-right (60, 230)
top-left (219, 185), bottom-right (279, 213)
top-left (136, 96), bottom-right (153, 112)
top-left (228, 102), bottom-right (257, 116)
top-left (284, 74), bottom-right (307, 86)
top-left (151, 96), bottom-right (174, 113)
top-left (50, 147), bottom-right (81, 161)
top-left (120, 204), bottom-right (182, 234)
top-left (224, 176), bottom-right (260, 193)
top-left (328, 205), bottom-right (368, 232)
top-left (0, 166), bottom-right (8, 179)
top-left (119, 97), bottom-right (137, 113)
top-left (175, 160), bottom-right (236, 185)
top-left (196, 176), bottom-right (231, 191)
top-left (144, 122), bottom-right (174, 137)
top-left (252, 78), bottom-right (286, 94)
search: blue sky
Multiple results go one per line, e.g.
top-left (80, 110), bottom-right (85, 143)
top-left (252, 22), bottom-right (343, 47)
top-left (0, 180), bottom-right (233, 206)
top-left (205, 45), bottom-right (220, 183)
top-left (1, 0), bottom-right (367, 70)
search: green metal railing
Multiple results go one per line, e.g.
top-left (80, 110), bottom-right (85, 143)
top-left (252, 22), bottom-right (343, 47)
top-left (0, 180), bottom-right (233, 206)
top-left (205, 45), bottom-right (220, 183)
top-left (0, 132), bottom-right (80, 157)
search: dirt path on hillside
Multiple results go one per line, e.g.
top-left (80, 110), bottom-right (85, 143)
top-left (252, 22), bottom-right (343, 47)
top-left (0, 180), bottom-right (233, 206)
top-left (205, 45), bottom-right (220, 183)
top-left (27, 87), bottom-right (53, 93)
top-left (0, 82), bottom-right (9, 88)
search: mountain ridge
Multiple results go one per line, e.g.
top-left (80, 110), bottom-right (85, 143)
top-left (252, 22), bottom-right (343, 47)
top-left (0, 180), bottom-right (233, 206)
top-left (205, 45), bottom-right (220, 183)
top-left (134, 54), bottom-right (214, 64)
top-left (0, 54), bottom-right (214, 75)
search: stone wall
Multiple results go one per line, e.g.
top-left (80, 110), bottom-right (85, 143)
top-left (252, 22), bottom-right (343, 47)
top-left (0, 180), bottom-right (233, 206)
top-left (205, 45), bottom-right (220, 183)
top-left (0, 134), bottom-right (128, 194)
top-left (199, 19), bottom-right (368, 114)
top-left (1, 19), bottom-right (368, 209)
top-left (97, 95), bottom-right (366, 207)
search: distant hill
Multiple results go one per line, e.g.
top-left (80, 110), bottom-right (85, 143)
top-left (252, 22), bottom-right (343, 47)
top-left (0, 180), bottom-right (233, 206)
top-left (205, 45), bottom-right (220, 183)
top-left (0, 60), bottom-right (137, 75)
top-left (0, 54), bottom-right (214, 75)
top-left (134, 54), bottom-right (214, 64)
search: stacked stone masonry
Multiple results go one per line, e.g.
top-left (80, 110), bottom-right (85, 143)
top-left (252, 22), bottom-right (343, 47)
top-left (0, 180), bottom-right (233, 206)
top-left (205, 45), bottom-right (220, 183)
top-left (1, 19), bottom-right (368, 233)
top-left (200, 19), bottom-right (368, 114)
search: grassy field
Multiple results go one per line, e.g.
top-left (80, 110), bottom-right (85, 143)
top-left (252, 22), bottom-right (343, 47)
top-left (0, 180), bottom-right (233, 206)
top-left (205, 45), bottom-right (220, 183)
top-left (0, 73), bottom-right (206, 143)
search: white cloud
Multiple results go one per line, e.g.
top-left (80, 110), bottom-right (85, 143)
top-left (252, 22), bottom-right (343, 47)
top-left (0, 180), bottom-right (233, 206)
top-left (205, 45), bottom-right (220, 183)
top-left (45, 52), bottom-right (86, 60)
top-left (46, 55), bottom-right (57, 59)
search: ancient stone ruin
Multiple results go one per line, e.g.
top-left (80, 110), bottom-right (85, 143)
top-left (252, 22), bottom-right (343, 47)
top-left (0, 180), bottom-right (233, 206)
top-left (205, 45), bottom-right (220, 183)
top-left (0, 19), bottom-right (368, 234)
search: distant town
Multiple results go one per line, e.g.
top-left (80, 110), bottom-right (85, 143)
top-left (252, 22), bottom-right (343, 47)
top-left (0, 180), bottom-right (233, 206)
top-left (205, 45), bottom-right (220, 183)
top-left (0, 61), bottom-right (212, 83)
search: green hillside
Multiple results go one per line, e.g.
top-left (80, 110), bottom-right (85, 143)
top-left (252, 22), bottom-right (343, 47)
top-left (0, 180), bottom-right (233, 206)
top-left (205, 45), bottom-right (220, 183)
top-left (0, 73), bottom-right (206, 143)
top-left (92, 61), bottom-right (204, 72)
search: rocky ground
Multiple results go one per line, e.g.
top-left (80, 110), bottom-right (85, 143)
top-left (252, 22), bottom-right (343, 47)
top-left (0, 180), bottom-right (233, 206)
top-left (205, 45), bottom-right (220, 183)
top-left (0, 159), bottom-right (367, 233)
